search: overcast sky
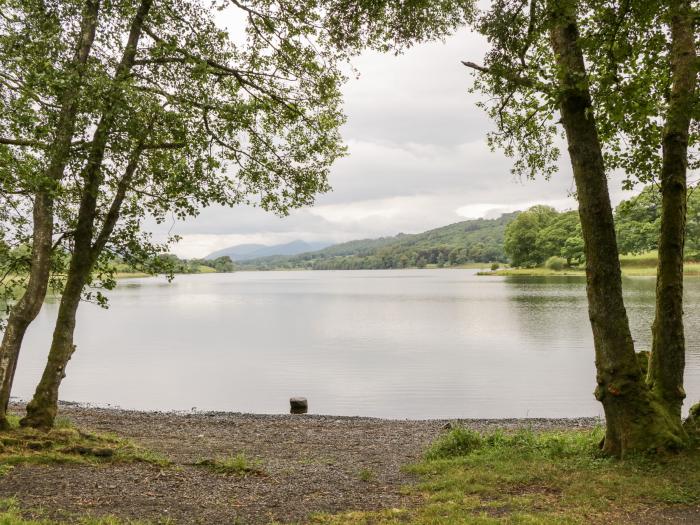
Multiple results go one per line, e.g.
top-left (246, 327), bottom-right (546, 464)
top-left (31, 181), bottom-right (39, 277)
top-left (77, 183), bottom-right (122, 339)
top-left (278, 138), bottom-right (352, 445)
top-left (163, 25), bottom-right (637, 259)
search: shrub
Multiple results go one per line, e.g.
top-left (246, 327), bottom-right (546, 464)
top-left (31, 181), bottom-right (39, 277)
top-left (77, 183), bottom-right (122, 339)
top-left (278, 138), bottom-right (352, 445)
top-left (426, 428), bottom-right (483, 460)
top-left (545, 256), bottom-right (567, 271)
top-left (491, 263), bottom-right (500, 271)
top-left (425, 427), bottom-right (605, 463)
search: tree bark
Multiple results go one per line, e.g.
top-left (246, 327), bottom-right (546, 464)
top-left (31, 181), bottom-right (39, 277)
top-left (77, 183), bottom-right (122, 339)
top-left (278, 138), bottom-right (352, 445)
top-left (0, 0), bottom-right (101, 429)
top-left (21, 0), bottom-right (152, 429)
top-left (20, 147), bottom-right (144, 429)
top-left (648, 0), bottom-right (697, 419)
top-left (547, 0), bottom-right (686, 456)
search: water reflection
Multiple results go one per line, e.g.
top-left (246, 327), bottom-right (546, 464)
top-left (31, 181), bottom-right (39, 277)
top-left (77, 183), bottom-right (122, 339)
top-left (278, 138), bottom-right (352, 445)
top-left (8, 270), bottom-right (700, 419)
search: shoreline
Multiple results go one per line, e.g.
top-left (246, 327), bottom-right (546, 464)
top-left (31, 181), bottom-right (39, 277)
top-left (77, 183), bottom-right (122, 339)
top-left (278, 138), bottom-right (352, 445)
top-left (11, 398), bottom-right (605, 426)
top-left (2, 402), bottom-right (602, 524)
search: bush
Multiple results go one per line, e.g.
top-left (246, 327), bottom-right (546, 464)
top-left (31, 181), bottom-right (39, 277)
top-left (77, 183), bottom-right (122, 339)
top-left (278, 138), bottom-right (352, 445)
top-left (491, 263), bottom-right (500, 271)
top-left (545, 256), bottom-right (567, 271)
top-left (425, 427), bottom-right (605, 461)
top-left (426, 428), bottom-right (483, 460)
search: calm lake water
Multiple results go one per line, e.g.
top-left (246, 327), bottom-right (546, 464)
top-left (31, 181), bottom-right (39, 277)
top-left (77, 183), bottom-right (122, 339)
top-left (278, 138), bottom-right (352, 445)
top-left (11, 269), bottom-right (700, 419)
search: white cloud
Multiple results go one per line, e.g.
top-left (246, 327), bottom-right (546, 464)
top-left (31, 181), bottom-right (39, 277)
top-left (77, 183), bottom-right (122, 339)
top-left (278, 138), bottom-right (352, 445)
top-left (155, 23), bottom-right (644, 259)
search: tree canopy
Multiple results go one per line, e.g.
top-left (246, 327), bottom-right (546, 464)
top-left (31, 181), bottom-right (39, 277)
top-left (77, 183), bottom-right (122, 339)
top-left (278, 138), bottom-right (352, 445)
top-left (0, 0), bottom-right (475, 429)
top-left (615, 184), bottom-right (700, 259)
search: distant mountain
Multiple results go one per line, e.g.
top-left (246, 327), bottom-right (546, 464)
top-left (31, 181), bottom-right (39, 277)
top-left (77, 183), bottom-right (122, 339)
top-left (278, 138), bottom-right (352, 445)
top-left (235, 213), bottom-right (518, 270)
top-left (206, 240), bottom-right (331, 261)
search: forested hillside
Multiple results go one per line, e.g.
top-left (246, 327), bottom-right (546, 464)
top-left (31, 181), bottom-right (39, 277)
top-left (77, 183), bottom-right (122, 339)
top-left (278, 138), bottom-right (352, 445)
top-left (235, 184), bottom-right (700, 272)
top-left (237, 214), bottom-right (516, 270)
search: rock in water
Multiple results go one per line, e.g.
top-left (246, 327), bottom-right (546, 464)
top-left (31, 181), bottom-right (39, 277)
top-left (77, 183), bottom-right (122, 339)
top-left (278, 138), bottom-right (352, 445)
top-left (290, 397), bottom-right (308, 414)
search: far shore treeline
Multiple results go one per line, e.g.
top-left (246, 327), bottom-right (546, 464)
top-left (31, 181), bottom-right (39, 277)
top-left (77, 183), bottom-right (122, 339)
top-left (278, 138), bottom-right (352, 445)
top-left (233, 184), bottom-right (700, 271)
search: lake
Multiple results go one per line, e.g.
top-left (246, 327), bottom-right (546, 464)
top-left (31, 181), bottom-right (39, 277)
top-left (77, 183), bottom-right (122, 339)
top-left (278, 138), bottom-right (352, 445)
top-left (11, 269), bottom-right (700, 419)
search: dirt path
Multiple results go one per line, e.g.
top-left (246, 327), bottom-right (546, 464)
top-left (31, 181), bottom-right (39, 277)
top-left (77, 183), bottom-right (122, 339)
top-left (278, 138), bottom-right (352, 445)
top-left (0, 404), bottom-right (599, 524)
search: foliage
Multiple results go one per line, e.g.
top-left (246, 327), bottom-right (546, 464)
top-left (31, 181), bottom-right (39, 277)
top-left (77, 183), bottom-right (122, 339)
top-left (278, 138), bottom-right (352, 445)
top-left (538, 212), bottom-right (584, 265)
top-left (467, 0), bottom-right (697, 187)
top-left (147, 254), bottom-right (234, 275)
top-left (504, 206), bottom-right (583, 267)
top-left (688, 188), bottom-right (700, 260)
top-left (504, 206), bottom-right (558, 267)
top-left (0, 0), bottom-right (474, 298)
top-left (501, 185), bottom-right (700, 269)
top-left (238, 183), bottom-right (697, 272)
top-left (545, 256), bottom-right (566, 271)
top-left (615, 184), bottom-right (700, 259)
top-left (425, 427), bottom-right (485, 460)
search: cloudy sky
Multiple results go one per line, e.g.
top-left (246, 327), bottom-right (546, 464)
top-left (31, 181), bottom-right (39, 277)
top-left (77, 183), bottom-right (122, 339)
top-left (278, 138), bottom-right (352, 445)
top-left (163, 24), bottom-right (636, 259)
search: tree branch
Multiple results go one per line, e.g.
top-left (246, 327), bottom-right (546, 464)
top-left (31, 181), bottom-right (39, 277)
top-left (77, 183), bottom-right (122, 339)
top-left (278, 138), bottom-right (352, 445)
top-left (142, 141), bottom-right (185, 150)
top-left (0, 137), bottom-right (46, 147)
top-left (461, 60), bottom-right (550, 94)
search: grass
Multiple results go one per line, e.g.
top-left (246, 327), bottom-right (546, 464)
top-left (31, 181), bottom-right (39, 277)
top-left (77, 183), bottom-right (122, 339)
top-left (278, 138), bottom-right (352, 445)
top-left (479, 251), bottom-right (700, 277)
top-left (0, 414), bottom-right (169, 473)
top-left (478, 267), bottom-right (585, 277)
top-left (358, 467), bottom-right (375, 482)
top-left (0, 497), bottom-right (172, 524)
top-left (194, 452), bottom-right (263, 476)
top-left (312, 427), bottom-right (700, 524)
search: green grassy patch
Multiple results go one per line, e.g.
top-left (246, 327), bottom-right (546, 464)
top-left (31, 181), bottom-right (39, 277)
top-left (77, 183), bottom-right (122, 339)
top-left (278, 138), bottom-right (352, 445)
top-left (0, 416), bottom-right (169, 472)
top-left (312, 427), bottom-right (700, 524)
top-left (194, 452), bottom-right (263, 476)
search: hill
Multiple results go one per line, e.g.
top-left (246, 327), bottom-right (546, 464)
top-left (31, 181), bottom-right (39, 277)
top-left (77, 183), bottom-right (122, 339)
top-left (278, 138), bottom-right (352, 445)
top-left (206, 240), bottom-right (330, 261)
top-left (236, 213), bottom-right (517, 270)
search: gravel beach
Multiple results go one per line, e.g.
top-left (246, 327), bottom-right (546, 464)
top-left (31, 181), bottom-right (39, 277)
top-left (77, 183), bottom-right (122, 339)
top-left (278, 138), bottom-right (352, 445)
top-left (1, 403), bottom-right (602, 524)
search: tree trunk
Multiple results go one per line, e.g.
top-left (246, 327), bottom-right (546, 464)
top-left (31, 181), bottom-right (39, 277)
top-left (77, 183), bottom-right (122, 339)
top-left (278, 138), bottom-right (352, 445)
top-left (20, 253), bottom-right (91, 429)
top-left (21, 0), bottom-right (152, 429)
top-left (648, 0), bottom-right (697, 419)
top-left (547, 0), bottom-right (686, 456)
top-left (0, 0), bottom-right (101, 429)
top-left (21, 147), bottom-right (144, 429)
top-left (0, 194), bottom-right (53, 430)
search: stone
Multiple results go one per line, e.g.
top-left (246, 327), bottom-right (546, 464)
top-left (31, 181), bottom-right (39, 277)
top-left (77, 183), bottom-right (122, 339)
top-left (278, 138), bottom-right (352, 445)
top-left (290, 397), bottom-right (308, 414)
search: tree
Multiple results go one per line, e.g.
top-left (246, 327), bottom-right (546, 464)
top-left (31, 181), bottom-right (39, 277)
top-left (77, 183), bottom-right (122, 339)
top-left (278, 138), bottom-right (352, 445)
top-left (615, 186), bottom-right (662, 254)
top-left (615, 184), bottom-right (700, 258)
top-left (0, 0), bottom-right (474, 429)
top-left (504, 206), bottom-right (557, 266)
top-left (536, 211), bottom-right (582, 266)
top-left (0, 0), bottom-right (102, 429)
top-left (504, 207), bottom-right (583, 268)
top-left (465, 0), bottom-right (696, 455)
top-left (209, 256), bottom-right (235, 273)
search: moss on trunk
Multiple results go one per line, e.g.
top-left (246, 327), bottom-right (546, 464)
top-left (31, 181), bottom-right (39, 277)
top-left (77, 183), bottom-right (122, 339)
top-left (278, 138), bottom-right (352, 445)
top-left (648, 0), bottom-right (696, 419)
top-left (547, 0), bottom-right (688, 456)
